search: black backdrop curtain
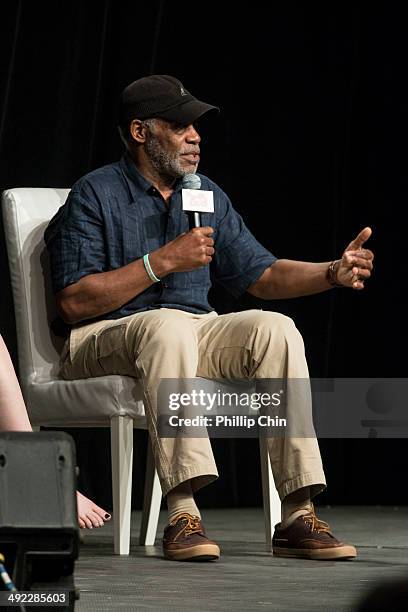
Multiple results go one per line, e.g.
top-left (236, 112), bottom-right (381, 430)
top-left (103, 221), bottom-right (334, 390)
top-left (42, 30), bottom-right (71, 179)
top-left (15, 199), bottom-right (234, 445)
top-left (0, 1), bottom-right (406, 510)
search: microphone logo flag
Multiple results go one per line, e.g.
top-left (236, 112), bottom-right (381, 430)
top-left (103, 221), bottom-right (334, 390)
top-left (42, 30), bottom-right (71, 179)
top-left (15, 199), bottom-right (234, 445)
top-left (181, 189), bottom-right (214, 213)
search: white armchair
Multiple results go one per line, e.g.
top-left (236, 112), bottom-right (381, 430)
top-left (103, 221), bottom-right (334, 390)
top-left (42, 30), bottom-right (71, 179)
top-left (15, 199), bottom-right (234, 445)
top-left (2, 187), bottom-right (281, 554)
top-left (1, 187), bottom-right (162, 555)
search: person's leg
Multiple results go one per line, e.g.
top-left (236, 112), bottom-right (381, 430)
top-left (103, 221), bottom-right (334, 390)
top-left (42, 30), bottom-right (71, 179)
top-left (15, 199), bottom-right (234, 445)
top-left (196, 310), bottom-right (356, 559)
top-left (0, 335), bottom-right (111, 529)
top-left (196, 310), bottom-right (326, 504)
top-left (0, 336), bottom-right (31, 431)
top-left (61, 309), bottom-right (218, 498)
top-left (61, 309), bottom-right (219, 559)
top-left (166, 480), bottom-right (201, 523)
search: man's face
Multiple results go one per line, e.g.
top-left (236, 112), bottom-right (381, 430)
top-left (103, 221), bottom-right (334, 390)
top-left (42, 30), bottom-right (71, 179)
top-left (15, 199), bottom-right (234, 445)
top-left (144, 119), bottom-right (201, 179)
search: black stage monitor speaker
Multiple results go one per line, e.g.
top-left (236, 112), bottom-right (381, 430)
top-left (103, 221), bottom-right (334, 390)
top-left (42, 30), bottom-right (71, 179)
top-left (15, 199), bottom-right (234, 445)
top-left (0, 432), bottom-right (79, 610)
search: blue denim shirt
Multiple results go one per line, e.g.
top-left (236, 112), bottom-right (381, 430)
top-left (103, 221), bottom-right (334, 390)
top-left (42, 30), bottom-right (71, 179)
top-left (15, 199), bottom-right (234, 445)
top-left (44, 155), bottom-right (276, 322)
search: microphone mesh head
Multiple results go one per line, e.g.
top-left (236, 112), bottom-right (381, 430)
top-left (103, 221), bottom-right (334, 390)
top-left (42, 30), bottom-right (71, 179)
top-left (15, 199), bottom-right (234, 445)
top-left (182, 174), bottom-right (201, 190)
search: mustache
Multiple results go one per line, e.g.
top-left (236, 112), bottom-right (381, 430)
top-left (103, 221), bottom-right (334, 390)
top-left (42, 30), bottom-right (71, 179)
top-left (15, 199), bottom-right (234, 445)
top-left (180, 147), bottom-right (200, 155)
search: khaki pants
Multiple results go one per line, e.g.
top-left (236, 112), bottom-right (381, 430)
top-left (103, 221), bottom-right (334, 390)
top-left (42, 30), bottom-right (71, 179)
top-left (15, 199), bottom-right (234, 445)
top-left (61, 308), bottom-right (326, 499)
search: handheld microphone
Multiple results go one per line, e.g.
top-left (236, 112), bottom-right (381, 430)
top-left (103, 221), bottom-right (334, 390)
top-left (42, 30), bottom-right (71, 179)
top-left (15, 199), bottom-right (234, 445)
top-left (181, 173), bottom-right (202, 228)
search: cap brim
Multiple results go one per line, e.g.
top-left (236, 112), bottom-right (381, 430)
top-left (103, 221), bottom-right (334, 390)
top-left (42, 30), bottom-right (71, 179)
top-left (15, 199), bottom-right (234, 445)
top-left (157, 99), bottom-right (219, 125)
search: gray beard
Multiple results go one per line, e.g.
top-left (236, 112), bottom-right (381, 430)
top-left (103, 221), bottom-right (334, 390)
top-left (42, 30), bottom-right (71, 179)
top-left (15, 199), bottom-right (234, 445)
top-left (145, 132), bottom-right (194, 182)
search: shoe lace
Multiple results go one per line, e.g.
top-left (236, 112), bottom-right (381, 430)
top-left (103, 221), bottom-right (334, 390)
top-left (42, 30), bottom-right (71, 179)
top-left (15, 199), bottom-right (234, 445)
top-left (302, 503), bottom-right (331, 534)
top-left (174, 513), bottom-right (203, 536)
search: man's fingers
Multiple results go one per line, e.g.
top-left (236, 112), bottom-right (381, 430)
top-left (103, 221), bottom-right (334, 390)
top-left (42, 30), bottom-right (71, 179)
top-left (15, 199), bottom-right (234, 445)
top-left (340, 228), bottom-right (373, 290)
top-left (346, 226), bottom-right (372, 251)
top-left (192, 226), bottom-right (214, 236)
top-left (352, 267), bottom-right (371, 279)
top-left (200, 236), bottom-right (215, 246)
top-left (344, 253), bottom-right (373, 270)
top-left (353, 226), bottom-right (372, 248)
top-left (346, 249), bottom-right (374, 261)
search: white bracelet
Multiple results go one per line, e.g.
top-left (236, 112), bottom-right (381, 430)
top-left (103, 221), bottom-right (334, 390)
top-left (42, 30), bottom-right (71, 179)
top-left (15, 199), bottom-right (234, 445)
top-left (143, 253), bottom-right (160, 283)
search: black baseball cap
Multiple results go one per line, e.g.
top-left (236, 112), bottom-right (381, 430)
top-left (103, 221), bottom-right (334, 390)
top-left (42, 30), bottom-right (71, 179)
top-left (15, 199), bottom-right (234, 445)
top-left (119, 75), bottom-right (219, 127)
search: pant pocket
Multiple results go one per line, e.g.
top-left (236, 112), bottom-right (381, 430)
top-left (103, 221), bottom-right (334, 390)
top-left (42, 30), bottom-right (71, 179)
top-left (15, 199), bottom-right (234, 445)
top-left (95, 323), bottom-right (128, 375)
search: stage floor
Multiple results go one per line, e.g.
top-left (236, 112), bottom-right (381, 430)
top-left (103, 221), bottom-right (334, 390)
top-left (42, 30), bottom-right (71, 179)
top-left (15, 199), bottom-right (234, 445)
top-left (75, 506), bottom-right (408, 611)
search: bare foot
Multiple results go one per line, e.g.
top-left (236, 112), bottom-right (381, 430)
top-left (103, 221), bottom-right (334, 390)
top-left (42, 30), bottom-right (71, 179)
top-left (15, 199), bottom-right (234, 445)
top-left (76, 491), bottom-right (111, 529)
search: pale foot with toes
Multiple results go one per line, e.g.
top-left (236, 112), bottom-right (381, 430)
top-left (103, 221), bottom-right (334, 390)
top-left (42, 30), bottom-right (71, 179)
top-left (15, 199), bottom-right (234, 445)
top-left (76, 491), bottom-right (111, 529)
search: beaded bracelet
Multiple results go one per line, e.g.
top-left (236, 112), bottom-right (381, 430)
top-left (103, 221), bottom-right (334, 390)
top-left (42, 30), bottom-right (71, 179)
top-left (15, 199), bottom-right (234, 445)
top-left (326, 260), bottom-right (344, 287)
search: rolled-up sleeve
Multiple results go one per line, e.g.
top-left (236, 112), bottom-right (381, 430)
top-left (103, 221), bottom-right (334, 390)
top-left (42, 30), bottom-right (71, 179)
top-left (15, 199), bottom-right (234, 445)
top-left (212, 195), bottom-right (277, 298)
top-left (44, 187), bottom-right (107, 294)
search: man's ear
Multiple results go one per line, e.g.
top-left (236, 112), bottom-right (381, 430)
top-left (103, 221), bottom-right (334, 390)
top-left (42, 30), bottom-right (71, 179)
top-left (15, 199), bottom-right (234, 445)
top-left (130, 119), bottom-right (147, 143)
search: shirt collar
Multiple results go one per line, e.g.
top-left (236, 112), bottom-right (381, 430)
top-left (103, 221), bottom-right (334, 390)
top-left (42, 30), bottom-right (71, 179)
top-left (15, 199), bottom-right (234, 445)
top-left (120, 153), bottom-right (154, 194)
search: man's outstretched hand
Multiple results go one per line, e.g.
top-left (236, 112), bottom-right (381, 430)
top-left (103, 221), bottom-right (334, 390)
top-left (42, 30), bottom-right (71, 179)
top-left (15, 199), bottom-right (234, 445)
top-left (335, 227), bottom-right (374, 290)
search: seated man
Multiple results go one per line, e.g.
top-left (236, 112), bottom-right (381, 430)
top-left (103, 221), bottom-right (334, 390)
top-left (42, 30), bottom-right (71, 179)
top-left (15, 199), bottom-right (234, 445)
top-left (44, 75), bottom-right (374, 562)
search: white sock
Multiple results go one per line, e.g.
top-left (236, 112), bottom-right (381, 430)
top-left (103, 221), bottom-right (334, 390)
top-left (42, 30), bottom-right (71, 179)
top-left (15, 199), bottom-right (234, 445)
top-left (281, 486), bottom-right (311, 527)
top-left (166, 480), bottom-right (201, 524)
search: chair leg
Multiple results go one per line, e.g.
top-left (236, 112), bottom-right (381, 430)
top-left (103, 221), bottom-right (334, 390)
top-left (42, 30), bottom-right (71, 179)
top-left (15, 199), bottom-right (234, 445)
top-left (139, 438), bottom-right (162, 545)
top-left (259, 435), bottom-right (281, 552)
top-left (111, 415), bottom-right (133, 555)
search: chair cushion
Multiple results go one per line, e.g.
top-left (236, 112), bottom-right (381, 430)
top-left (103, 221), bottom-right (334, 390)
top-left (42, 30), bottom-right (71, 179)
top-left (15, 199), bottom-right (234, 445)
top-left (27, 375), bottom-right (146, 427)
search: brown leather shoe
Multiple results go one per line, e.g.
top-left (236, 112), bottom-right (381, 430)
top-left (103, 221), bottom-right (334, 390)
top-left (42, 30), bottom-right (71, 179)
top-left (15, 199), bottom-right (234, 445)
top-left (273, 505), bottom-right (357, 560)
top-left (163, 512), bottom-right (220, 561)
